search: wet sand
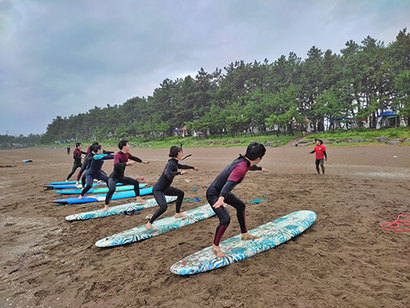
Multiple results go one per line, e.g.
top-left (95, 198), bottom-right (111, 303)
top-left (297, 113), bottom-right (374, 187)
top-left (0, 144), bottom-right (409, 307)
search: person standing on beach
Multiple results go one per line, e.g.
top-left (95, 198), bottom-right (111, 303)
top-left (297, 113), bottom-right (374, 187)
top-left (103, 140), bottom-right (149, 211)
top-left (206, 142), bottom-right (268, 257)
top-left (76, 142), bottom-right (113, 186)
top-left (66, 143), bottom-right (86, 181)
top-left (79, 144), bottom-right (114, 199)
top-left (66, 146), bottom-right (70, 155)
top-left (145, 146), bottom-right (198, 230)
top-left (309, 138), bottom-right (327, 174)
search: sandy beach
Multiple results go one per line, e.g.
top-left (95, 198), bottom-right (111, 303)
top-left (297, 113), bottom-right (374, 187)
top-left (0, 143), bottom-right (409, 307)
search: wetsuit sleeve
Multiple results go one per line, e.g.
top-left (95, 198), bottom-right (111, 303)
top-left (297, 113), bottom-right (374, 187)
top-left (129, 154), bottom-right (142, 163)
top-left (73, 150), bottom-right (82, 159)
top-left (310, 149), bottom-right (315, 154)
top-left (81, 151), bottom-right (87, 155)
top-left (113, 155), bottom-right (126, 170)
top-left (94, 154), bottom-right (114, 160)
top-left (220, 181), bottom-right (239, 198)
top-left (249, 165), bottom-right (262, 171)
top-left (177, 163), bottom-right (195, 170)
top-left (163, 161), bottom-right (181, 178)
top-left (323, 150), bottom-right (327, 159)
top-left (103, 150), bottom-right (114, 154)
top-left (220, 163), bottom-right (247, 197)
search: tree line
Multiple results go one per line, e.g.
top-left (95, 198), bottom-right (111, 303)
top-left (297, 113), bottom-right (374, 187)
top-left (42, 29), bottom-right (409, 143)
top-left (0, 134), bottom-right (42, 149)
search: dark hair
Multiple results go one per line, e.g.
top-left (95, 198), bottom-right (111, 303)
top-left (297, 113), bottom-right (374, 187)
top-left (92, 144), bottom-right (101, 153)
top-left (92, 142), bottom-right (99, 146)
top-left (118, 140), bottom-right (129, 150)
top-left (245, 142), bottom-right (266, 160)
top-left (75, 142), bottom-right (81, 148)
top-left (169, 146), bottom-right (182, 158)
top-left (315, 138), bottom-right (323, 145)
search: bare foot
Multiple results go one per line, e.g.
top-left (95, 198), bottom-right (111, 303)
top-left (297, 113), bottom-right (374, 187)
top-left (103, 205), bottom-right (109, 212)
top-left (241, 233), bottom-right (260, 240)
top-left (174, 213), bottom-right (186, 219)
top-left (212, 245), bottom-right (225, 257)
top-left (135, 197), bottom-right (145, 203)
top-left (145, 222), bottom-right (153, 230)
top-left (78, 195), bottom-right (83, 200)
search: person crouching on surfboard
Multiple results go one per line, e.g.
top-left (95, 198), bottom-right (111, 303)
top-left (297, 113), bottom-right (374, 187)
top-left (145, 146), bottom-right (198, 230)
top-left (206, 142), bottom-right (268, 257)
top-left (79, 144), bottom-right (114, 199)
top-left (103, 140), bottom-right (149, 211)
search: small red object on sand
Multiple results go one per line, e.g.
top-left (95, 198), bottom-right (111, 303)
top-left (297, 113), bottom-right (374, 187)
top-left (380, 214), bottom-right (410, 232)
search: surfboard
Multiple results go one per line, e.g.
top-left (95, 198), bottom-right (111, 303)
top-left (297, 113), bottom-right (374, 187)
top-left (53, 187), bottom-right (153, 205)
top-left (170, 210), bottom-right (317, 275)
top-left (65, 196), bottom-right (177, 221)
top-left (49, 181), bottom-right (78, 185)
top-left (45, 183), bottom-right (100, 190)
top-left (56, 183), bottom-right (147, 194)
top-left (95, 204), bottom-right (215, 248)
top-left (44, 182), bottom-right (125, 190)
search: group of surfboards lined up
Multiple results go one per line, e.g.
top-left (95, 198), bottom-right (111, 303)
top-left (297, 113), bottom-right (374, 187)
top-left (65, 140), bottom-right (275, 257)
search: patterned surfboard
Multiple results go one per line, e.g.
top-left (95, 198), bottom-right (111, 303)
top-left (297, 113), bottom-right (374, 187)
top-left (53, 187), bottom-right (153, 205)
top-left (170, 210), bottom-right (317, 275)
top-left (95, 204), bottom-right (215, 248)
top-left (56, 183), bottom-right (146, 195)
top-left (65, 196), bottom-right (177, 221)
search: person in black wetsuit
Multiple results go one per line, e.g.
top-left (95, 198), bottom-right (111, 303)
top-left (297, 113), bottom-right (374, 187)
top-left (76, 142), bottom-right (98, 186)
top-left (66, 143), bottom-right (86, 181)
top-left (206, 142), bottom-right (268, 257)
top-left (103, 140), bottom-right (149, 211)
top-left (78, 144), bottom-right (114, 199)
top-left (76, 142), bottom-right (113, 186)
top-left (145, 146), bottom-right (198, 230)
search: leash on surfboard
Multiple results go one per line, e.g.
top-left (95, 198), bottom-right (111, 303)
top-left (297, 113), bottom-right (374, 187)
top-left (181, 154), bottom-right (192, 161)
top-left (380, 214), bottom-right (410, 232)
top-left (249, 194), bottom-right (270, 204)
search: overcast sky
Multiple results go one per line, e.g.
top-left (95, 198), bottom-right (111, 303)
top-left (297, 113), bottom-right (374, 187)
top-left (0, 0), bottom-right (409, 135)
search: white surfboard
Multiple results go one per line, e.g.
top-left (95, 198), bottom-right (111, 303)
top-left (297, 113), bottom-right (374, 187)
top-left (170, 210), bottom-right (317, 275)
top-left (95, 204), bottom-right (215, 248)
top-left (65, 196), bottom-right (177, 221)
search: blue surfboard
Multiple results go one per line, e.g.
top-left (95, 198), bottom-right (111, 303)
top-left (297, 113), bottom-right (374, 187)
top-left (56, 183), bottom-right (146, 194)
top-left (49, 181), bottom-right (78, 185)
top-left (170, 210), bottom-right (317, 275)
top-left (95, 204), bottom-right (215, 248)
top-left (45, 182), bottom-right (125, 190)
top-left (53, 187), bottom-right (153, 205)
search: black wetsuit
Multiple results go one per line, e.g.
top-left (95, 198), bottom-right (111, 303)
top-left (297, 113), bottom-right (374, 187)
top-left (78, 148), bottom-right (113, 187)
top-left (105, 151), bottom-right (143, 205)
top-left (80, 154), bottom-right (114, 196)
top-left (206, 155), bottom-right (262, 246)
top-left (66, 148), bottom-right (86, 180)
top-left (149, 158), bottom-right (195, 224)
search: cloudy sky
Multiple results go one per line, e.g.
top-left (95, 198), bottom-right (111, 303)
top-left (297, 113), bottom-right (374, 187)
top-left (0, 0), bottom-right (409, 135)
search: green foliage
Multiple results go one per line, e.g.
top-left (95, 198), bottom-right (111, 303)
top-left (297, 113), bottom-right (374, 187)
top-left (307, 127), bottom-right (410, 142)
top-left (0, 134), bottom-right (42, 149)
top-left (40, 29), bottom-right (409, 144)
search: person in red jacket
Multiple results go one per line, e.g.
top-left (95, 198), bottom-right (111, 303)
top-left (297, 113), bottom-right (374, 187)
top-left (309, 139), bottom-right (327, 174)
